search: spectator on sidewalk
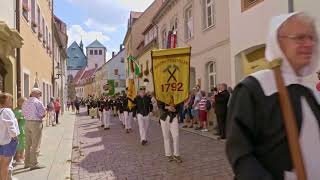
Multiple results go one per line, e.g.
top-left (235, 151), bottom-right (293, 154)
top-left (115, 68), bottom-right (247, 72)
top-left (74, 97), bottom-right (80, 114)
top-left (0, 93), bottom-right (20, 180)
top-left (192, 86), bottom-right (201, 130)
top-left (199, 91), bottom-right (211, 132)
top-left (46, 97), bottom-right (55, 126)
top-left (214, 83), bottom-right (230, 139)
top-left (66, 100), bottom-right (71, 111)
top-left (13, 97), bottom-right (27, 165)
top-left (54, 98), bottom-right (61, 125)
top-left (158, 101), bottom-right (183, 163)
top-left (22, 88), bottom-right (46, 170)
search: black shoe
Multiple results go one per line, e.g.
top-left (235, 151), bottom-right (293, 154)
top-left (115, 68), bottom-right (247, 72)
top-left (126, 129), bottom-right (130, 133)
top-left (173, 156), bottom-right (182, 163)
top-left (141, 140), bottom-right (147, 145)
top-left (30, 164), bottom-right (46, 170)
top-left (167, 156), bottom-right (174, 162)
top-left (104, 127), bottom-right (110, 130)
top-left (101, 125), bottom-right (104, 128)
top-left (195, 127), bottom-right (202, 130)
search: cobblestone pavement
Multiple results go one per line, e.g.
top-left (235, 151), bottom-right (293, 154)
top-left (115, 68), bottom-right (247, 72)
top-left (71, 109), bottom-right (233, 180)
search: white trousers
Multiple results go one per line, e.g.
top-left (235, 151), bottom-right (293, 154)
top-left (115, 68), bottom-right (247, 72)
top-left (160, 116), bottom-right (180, 156)
top-left (124, 111), bottom-right (133, 129)
top-left (46, 111), bottom-right (54, 126)
top-left (137, 114), bottom-right (150, 142)
top-left (118, 111), bottom-right (124, 125)
top-left (99, 111), bottom-right (104, 125)
top-left (103, 110), bottom-right (111, 128)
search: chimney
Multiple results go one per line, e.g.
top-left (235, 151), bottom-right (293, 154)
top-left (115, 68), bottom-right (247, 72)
top-left (112, 51), bottom-right (115, 58)
top-left (120, 44), bottom-right (124, 51)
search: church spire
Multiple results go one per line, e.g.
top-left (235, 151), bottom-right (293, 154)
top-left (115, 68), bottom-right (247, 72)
top-left (79, 37), bottom-right (84, 52)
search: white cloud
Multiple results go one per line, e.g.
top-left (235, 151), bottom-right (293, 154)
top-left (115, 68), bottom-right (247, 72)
top-left (116, 0), bottom-right (155, 11)
top-left (84, 18), bottom-right (117, 33)
top-left (67, 25), bottom-right (110, 46)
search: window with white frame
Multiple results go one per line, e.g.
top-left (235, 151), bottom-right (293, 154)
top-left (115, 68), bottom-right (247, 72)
top-left (203, 0), bottom-right (215, 29)
top-left (185, 6), bottom-right (193, 40)
top-left (161, 28), bottom-right (167, 49)
top-left (208, 61), bottom-right (217, 90)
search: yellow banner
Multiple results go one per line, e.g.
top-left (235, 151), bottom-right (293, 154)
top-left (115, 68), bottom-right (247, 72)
top-left (151, 47), bottom-right (191, 106)
top-left (127, 78), bottom-right (136, 110)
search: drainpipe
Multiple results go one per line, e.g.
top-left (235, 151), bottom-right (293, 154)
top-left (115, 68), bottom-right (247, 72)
top-left (288, 0), bottom-right (294, 13)
top-left (16, 0), bottom-right (22, 98)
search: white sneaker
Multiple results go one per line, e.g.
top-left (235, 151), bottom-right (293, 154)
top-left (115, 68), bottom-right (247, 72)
top-left (201, 129), bottom-right (208, 132)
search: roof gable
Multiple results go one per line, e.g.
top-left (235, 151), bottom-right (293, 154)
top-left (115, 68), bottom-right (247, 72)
top-left (67, 41), bottom-right (87, 70)
top-left (86, 40), bottom-right (106, 48)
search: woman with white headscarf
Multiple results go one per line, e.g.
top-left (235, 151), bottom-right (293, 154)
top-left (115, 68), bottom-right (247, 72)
top-left (226, 13), bottom-right (320, 180)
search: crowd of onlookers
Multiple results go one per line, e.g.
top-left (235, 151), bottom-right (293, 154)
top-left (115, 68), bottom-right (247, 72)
top-left (0, 88), bottom-right (62, 180)
top-left (177, 84), bottom-right (231, 140)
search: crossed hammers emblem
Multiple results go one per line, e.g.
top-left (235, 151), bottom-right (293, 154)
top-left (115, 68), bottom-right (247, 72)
top-left (163, 64), bottom-right (180, 83)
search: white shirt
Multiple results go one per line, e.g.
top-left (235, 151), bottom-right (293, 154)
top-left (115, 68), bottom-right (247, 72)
top-left (0, 108), bottom-right (20, 145)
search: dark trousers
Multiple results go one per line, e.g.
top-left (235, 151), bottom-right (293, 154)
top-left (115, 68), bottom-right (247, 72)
top-left (216, 113), bottom-right (227, 138)
top-left (55, 111), bottom-right (60, 124)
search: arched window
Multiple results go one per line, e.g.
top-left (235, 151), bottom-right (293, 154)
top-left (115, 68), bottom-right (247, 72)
top-left (208, 61), bottom-right (217, 91)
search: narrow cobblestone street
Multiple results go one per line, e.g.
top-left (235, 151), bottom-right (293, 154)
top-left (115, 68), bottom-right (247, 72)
top-left (71, 109), bottom-right (233, 180)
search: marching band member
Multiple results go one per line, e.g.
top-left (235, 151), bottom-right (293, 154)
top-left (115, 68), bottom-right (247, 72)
top-left (103, 97), bottom-right (112, 130)
top-left (123, 89), bottom-right (134, 133)
top-left (158, 101), bottom-right (183, 163)
top-left (134, 86), bottom-right (153, 145)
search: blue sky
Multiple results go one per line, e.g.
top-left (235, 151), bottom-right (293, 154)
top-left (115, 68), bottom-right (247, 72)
top-left (54, 0), bottom-right (154, 60)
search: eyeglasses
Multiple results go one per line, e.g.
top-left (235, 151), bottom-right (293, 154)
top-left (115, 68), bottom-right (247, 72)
top-left (279, 34), bottom-right (318, 44)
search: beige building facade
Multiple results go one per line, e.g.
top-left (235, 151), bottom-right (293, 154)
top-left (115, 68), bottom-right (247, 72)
top-left (0, 0), bottom-right (23, 104)
top-left (53, 16), bottom-right (68, 113)
top-left (20, 0), bottom-right (53, 105)
top-left (123, 0), bottom-right (163, 89)
top-left (229, 0), bottom-right (320, 88)
top-left (153, 0), bottom-right (231, 91)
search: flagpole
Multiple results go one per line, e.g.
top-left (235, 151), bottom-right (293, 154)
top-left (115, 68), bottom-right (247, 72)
top-left (270, 59), bottom-right (307, 180)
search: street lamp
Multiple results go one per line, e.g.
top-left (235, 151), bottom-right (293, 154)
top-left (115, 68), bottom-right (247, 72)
top-left (54, 63), bottom-right (62, 80)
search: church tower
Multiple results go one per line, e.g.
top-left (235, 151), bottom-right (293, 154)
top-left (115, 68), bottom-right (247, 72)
top-left (86, 40), bottom-right (106, 69)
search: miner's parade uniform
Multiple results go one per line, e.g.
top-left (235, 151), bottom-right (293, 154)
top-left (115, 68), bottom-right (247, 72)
top-left (98, 97), bottom-right (105, 127)
top-left (123, 93), bottom-right (135, 133)
top-left (116, 95), bottom-right (125, 127)
top-left (103, 97), bottom-right (113, 130)
top-left (134, 86), bottom-right (153, 145)
top-left (158, 101), bottom-right (182, 163)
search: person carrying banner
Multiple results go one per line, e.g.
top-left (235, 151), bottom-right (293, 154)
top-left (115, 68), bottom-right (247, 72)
top-left (158, 101), bottom-right (183, 163)
top-left (134, 86), bottom-right (153, 145)
top-left (226, 12), bottom-right (320, 180)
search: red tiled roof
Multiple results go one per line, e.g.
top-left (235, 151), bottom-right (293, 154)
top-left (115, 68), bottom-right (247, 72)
top-left (80, 68), bottom-right (96, 80)
top-left (73, 68), bottom-right (86, 84)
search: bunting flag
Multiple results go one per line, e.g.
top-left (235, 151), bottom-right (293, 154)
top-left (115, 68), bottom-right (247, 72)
top-left (152, 47), bottom-right (191, 106)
